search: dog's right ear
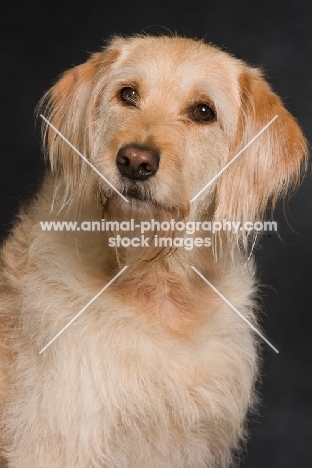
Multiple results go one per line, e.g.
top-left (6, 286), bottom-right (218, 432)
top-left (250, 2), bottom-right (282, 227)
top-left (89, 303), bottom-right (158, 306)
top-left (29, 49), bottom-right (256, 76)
top-left (38, 39), bottom-right (125, 201)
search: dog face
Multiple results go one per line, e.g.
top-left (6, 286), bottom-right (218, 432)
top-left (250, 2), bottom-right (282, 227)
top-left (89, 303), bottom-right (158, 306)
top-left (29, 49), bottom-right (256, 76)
top-left (41, 36), bottom-right (307, 237)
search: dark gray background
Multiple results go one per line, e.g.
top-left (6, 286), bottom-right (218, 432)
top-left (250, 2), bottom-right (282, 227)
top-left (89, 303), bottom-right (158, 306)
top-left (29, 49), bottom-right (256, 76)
top-left (1, 1), bottom-right (311, 466)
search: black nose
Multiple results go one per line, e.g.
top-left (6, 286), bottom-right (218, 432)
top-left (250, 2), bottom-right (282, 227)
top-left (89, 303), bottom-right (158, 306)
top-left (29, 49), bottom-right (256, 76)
top-left (116, 144), bottom-right (160, 180)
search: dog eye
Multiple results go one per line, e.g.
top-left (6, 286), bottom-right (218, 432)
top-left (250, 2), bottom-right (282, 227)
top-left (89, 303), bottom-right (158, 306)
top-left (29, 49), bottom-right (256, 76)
top-left (191, 104), bottom-right (216, 123)
top-left (118, 86), bottom-right (139, 106)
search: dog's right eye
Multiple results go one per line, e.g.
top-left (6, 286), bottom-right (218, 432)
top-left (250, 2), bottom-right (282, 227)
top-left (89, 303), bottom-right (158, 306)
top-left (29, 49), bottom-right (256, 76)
top-left (118, 87), bottom-right (139, 106)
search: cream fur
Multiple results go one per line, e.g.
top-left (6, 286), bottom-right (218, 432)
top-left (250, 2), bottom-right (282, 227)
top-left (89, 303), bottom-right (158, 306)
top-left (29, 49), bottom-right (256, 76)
top-left (0, 36), bottom-right (308, 467)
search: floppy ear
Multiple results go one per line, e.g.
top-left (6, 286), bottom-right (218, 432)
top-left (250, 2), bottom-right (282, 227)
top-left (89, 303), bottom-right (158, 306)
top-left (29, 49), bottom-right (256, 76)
top-left (214, 67), bottom-right (308, 236)
top-left (38, 42), bottom-right (122, 204)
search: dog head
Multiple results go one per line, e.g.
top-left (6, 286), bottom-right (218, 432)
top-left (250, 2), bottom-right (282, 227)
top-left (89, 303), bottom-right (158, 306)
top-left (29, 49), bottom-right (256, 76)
top-left (40, 35), bottom-right (308, 247)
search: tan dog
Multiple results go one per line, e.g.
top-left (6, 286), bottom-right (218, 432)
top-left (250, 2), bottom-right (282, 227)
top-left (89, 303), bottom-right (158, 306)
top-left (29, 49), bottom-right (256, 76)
top-left (0, 36), bottom-right (307, 467)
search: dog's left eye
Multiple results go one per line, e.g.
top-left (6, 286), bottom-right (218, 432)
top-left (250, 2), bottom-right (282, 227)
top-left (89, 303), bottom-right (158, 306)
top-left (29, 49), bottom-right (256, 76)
top-left (118, 86), bottom-right (139, 106)
top-left (191, 104), bottom-right (216, 123)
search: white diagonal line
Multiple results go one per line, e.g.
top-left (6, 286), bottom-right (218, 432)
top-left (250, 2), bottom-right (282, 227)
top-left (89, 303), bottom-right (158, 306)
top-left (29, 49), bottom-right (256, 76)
top-left (39, 266), bottom-right (128, 354)
top-left (191, 266), bottom-right (279, 353)
top-left (40, 114), bottom-right (129, 203)
top-left (190, 115), bottom-right (278, 203)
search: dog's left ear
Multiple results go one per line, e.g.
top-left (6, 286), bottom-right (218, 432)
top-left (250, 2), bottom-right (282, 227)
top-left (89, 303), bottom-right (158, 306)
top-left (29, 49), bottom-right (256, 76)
top-left (214, 67), bottom-right (308, 229)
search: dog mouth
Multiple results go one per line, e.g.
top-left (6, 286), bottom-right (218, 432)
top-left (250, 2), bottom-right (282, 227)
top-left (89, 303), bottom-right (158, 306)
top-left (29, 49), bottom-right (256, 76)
top-left (120, 180), bottom-right (155, 203)
top-left (104, 179), bottom-right (180, 214)
top-left (110, 173), bottom-right (157, 204)
top-left (101, 178), bottom-right (190, 221)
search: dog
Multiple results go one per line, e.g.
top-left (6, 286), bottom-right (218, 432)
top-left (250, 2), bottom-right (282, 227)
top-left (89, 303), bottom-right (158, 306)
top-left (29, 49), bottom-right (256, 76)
top-left (0, 35), bottom-right (308, 467)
